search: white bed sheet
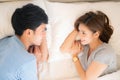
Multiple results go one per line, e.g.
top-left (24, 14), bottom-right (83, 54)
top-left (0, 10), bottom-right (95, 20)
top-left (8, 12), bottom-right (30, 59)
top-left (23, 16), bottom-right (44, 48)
top-left (45, 0), bottom-right (120, 61)
top-left (39, 1), bottom-right (120, 79)
top-left (40, 69), bottom-right (120, 80)
top-left (39, 54), bottom-right (120, 80)
top-left (62, 70), bottom-right (120, 80)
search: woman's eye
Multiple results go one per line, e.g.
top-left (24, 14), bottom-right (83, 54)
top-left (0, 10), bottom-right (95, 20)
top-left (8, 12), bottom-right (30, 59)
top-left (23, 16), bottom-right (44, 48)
top-left (79, 30), bottom-right (86, 35)
top-left (81, 31), bottom-right (85, 35)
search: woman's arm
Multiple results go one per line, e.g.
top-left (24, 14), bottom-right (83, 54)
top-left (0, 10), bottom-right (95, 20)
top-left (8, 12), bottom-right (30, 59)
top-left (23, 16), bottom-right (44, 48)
top-left (60, 29), bottom-right (78, 53)
top-left (74, 56), bottom-right (108, 80)
top-left (71, 42), bottom-right (107, 80)
top-left (73, 58), bottom-right (107, 80)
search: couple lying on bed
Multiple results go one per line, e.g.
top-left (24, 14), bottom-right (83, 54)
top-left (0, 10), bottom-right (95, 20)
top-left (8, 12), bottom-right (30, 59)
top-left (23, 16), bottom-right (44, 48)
top-left (0, 3), bottom-right (117, 80)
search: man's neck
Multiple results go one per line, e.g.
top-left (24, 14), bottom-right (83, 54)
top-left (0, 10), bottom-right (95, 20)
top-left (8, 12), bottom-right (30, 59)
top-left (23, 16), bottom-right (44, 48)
top-left (16, 35), bottom-right (30, 50)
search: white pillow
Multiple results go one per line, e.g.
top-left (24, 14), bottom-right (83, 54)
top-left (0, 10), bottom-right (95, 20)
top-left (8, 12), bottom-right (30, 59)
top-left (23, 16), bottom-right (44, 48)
top-left (0, 0), bottom-right (29, 1)
top-left (117, 54), bottom-right (120, 69)
top-left (45, 1), bottom-right (120, 59)
top-left (44, 1), bottom-right (120, 79)
top-left (0, 0), bottom-right (45, 38)
top-left (48, 0), bottom-right (120, 3)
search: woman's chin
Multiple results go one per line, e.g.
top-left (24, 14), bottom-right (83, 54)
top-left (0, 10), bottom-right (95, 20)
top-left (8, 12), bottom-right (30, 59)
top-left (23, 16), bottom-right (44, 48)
top-left (81, 42), bottom-right (87, 45)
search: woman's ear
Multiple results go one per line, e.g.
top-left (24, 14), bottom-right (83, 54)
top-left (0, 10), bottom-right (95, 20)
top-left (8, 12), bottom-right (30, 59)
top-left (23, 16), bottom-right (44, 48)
top-left (94, 31), bottom-right (100, 38)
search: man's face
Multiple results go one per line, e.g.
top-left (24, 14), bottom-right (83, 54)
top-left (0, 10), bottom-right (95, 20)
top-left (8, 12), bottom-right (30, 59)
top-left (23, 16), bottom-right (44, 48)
top-left (32, 23), bottom-right (46, 46)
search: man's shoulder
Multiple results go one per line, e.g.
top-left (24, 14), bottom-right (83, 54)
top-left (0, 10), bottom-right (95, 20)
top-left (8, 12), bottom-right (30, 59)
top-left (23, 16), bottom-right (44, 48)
top-left (0, 35), bottom-right (36, 73)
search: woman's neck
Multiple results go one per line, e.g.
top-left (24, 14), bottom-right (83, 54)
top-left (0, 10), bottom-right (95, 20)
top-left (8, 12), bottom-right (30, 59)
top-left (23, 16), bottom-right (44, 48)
top-left (88, 39), bottom-right (103, 55)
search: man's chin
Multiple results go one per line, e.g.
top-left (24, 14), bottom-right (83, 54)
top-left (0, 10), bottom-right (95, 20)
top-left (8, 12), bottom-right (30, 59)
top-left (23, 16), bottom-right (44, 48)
top-left (37, 42), bottom-right (42, 46)
top-left (36, 44), bottom-right (41, 46)
top-left (34, 43), bottom-right (41, 46)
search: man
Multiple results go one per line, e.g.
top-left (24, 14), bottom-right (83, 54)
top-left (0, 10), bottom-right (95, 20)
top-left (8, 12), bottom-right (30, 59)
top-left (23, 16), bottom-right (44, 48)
top-left (0, 3), bottom-right (49, 80)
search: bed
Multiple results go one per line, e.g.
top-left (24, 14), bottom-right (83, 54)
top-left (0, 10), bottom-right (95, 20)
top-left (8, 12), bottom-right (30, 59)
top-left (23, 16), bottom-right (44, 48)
top-left (0, 0), bottom-right (120, 80)
top-left (40, 0), bottom-right (120, 80)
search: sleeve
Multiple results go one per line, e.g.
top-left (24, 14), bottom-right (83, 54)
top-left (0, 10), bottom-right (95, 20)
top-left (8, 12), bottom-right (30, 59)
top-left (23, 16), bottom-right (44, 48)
top-left (77, 51), bottom-right (84, 58)
top-left (93, 48), bottom-right (114, 66)
top-left (16, 59), bottom-right (38, 80)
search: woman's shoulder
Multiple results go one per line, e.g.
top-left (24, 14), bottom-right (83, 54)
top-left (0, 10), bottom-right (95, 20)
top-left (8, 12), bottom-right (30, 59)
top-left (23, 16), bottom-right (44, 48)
top-left (95, 43), bottom-right (116, 57)
top-left (100, 43), bottom-right (115, 53)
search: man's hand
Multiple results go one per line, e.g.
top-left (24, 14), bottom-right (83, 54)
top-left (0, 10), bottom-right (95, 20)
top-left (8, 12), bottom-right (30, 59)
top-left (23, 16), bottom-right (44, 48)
top-left (28, 45), bottom-right (43, 64)
top-left (28, 29), bottom-right (49, 63)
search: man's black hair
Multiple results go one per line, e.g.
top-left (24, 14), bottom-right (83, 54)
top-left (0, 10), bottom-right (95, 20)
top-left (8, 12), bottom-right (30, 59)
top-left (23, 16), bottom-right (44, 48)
top-left (11, 3), bottom-right (48, 36)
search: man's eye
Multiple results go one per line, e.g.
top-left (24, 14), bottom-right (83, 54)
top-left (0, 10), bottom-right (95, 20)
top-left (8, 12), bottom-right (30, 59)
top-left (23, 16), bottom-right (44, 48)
top-left (42, 28), bottom-right (47, 32)
top-left (45, 27), bottom-right (47, 31)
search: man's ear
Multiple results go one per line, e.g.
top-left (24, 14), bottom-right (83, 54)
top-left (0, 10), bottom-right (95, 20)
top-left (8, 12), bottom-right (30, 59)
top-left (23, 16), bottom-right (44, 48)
top-left (24, 29), bottom-right (34, 37)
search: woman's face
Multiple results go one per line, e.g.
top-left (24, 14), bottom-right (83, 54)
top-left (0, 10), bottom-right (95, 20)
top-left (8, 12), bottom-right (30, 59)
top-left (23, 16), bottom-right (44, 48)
top-left (78, 24), bottom-right (96, 45)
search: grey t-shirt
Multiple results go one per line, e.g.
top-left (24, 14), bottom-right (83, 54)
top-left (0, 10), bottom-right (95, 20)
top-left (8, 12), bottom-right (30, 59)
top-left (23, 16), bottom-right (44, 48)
top-left (78, 43), bottom-right (117, 76)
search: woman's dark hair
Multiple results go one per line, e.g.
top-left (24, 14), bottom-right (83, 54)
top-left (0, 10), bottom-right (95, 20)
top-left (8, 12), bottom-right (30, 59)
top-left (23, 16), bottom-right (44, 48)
top-left (74, 11), bottom-right (113, 43)
top-left (11, 3), bottom-right (48, 36)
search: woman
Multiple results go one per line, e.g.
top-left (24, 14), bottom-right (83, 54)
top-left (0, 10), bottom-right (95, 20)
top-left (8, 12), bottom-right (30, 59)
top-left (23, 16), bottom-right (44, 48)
top-left (60, 11), bottom-right (117, 80)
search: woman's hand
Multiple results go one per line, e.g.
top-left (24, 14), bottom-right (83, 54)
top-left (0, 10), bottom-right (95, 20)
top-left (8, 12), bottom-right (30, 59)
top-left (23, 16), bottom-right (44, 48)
top-left (70, 40), bottom-right (83, 57)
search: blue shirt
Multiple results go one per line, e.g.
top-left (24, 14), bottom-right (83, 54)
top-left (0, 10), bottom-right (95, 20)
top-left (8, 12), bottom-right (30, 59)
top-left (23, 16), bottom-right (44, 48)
top-left (0, 35), bottom-right (38, 80)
